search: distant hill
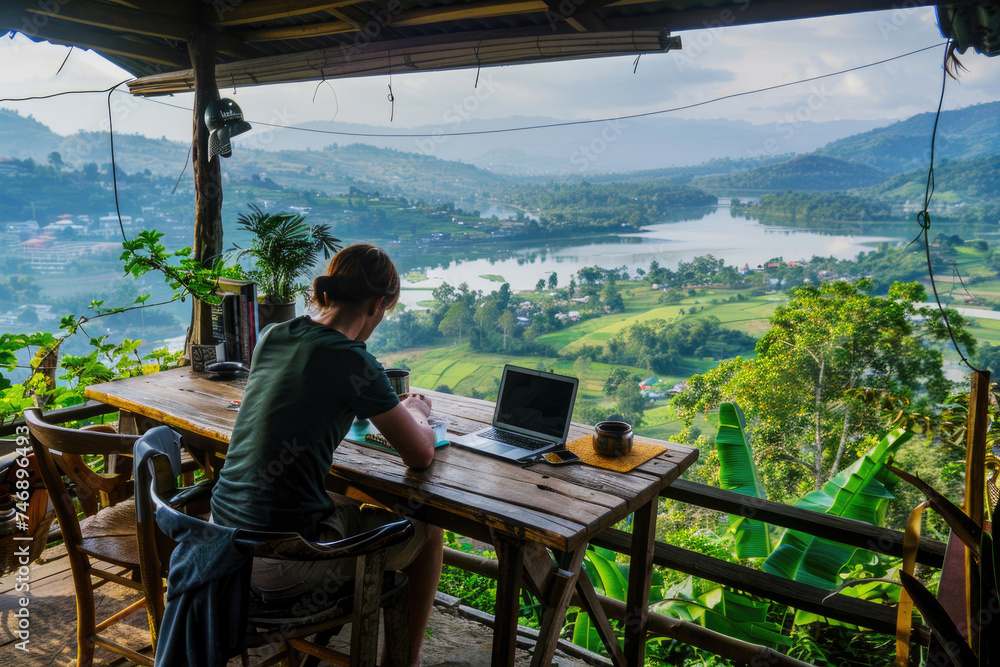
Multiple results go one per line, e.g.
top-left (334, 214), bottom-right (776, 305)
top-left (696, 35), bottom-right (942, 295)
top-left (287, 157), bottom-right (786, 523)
top-left (241, 115), bottom-right (888, 175)
top-left (862, 153), bottom-right (1000, 207)
top-left (689, 154), bottom-right (890, 192)
top-left (816, 101), bottom-right (1000, 175)
top-left (0, 108), bottom-right (63, 159)
top-left (580, 156), bottom-right (794, 185)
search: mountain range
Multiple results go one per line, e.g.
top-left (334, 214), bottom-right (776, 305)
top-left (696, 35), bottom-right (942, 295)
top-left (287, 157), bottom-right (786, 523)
top-left (1, 100), bottom-right (998, 206)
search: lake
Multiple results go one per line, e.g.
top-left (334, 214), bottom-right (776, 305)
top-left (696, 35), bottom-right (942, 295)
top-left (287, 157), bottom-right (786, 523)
top-left (391, 205), bottom-right (911, 308)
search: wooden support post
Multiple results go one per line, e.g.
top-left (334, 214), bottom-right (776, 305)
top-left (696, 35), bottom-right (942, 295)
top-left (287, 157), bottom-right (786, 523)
top-left (186, 28), bottom-right (223, 354)
top-left (964, 369), bottom-right (989, 657)
top-left (490, 530), bottom-right (524, 667)
top-left (624, 499), bottom-right (658, 666)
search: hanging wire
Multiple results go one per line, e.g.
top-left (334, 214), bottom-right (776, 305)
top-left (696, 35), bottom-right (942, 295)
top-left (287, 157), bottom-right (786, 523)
top-left (474, 42), bottom-right (482, 89)
top-left (122, 43), bottom-right (944, 140)
top-left (0, 79), bottom-right (131, 102)
top-left (105, 81), bottom-right (130, 244)
top-left (171, 146), bottom-right (192, 195)
top-left (915, 39), bottom-right (980, 373)
top-left (54, 47), bottom-right (74, 76)
top-left (632, 53), bottom-right (642, 73)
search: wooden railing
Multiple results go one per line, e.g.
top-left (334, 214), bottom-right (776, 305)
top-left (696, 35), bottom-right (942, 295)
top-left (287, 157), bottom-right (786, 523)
top-left (443, 477), bottom-right (945, 665)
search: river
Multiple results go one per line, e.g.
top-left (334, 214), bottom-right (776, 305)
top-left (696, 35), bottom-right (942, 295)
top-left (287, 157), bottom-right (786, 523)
top-left (391, 204), bottom-right (918, 308)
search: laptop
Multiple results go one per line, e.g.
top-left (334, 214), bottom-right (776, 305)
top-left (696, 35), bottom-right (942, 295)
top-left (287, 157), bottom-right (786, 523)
top-left (451, 365), bottom-right (579, 462)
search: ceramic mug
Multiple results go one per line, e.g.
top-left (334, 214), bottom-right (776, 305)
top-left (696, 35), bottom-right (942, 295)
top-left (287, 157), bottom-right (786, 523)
top-left (385, 368), bottom-right (410, 395)
top-left (593, 420), bottom-right (634, 457)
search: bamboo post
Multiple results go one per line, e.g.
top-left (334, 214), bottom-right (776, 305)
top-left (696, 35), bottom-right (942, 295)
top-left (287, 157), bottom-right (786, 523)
top-left (964, 369), bottom-right (989, 657)
top-left (185, 28), bottom-right (223, 354)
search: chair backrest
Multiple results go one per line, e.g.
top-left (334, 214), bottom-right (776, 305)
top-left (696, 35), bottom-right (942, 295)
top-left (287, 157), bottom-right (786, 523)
top-left (23, 407), bottom-right (139, 547)
top-left (133, 427), bottom-right (414, 661)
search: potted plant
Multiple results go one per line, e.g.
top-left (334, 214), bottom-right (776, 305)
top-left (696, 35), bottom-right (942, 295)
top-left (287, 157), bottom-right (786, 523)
top-left (229, 203), bottom-right (341, 327)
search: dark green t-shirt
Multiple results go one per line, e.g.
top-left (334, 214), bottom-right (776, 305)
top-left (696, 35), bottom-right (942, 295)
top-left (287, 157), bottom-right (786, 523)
top-left (210, 316), bottom-right (399, 536)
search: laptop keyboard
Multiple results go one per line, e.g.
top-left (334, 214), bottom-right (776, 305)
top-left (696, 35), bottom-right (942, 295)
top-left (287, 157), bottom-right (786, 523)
top-left (480, 428), bottom-right (550, 451)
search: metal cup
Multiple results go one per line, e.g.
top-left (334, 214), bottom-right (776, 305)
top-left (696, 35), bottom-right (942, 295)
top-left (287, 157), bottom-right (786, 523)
top-left (385, 368), bottom-right (410, 395)
top-left (593, 420), bottom-right (633, 457)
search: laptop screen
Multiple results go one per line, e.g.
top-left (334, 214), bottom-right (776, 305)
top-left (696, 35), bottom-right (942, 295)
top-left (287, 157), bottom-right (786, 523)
top-left (494, 366), bottom-right (579, 440)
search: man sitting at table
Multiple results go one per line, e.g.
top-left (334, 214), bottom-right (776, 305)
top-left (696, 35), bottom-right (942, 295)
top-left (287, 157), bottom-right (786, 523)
top-left (211, 243), bottom-right (442, 665)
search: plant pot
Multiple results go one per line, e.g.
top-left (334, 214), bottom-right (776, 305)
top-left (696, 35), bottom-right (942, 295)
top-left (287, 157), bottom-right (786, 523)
top-left (257, 300), bottom-right (297, 329)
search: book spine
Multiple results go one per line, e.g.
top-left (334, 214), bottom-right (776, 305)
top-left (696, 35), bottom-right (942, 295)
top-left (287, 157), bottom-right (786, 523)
top-left (237, 291), bottom-right (251, 367)
top-left (224, 294), bottom-right (239, 363)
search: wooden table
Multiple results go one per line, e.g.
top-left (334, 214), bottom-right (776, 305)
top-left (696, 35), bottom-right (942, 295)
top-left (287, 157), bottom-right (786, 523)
top-left (86, 367), bottom-right (698, 667)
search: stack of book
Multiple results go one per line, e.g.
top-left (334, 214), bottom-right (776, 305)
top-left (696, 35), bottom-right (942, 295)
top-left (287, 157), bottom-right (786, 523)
top-left (210, 278), bottom-right (259, 366)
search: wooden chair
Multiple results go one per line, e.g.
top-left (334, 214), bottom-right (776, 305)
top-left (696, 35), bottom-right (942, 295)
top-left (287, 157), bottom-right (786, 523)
top-left (134, 426), bottom-right (413, 667)
top-left (23, 407), bottom-right (150, 667)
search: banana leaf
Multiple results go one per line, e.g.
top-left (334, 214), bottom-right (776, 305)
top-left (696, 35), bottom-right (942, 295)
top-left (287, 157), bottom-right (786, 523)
top-left (763, 427), bottom-right (913, 589)
top-left (655, 583), bottom-right (791, 649)
top-left (584, 547), bottom-right (628, 601)
top-left (568, 605), bottom-right (602, 653)
top-left (715, 402), bottom-right (772, 558)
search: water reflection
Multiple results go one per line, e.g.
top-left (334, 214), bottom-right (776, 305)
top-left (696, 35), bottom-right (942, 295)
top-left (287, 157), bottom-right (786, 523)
top-left (387, 206), bottom-right (989, 308)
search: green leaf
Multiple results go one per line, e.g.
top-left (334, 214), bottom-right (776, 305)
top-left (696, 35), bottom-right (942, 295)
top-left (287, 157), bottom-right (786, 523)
top-left (762, 427), bottom-right (912, 588)
top-left (715, 402), bottom-right (771, 558)
top-left (584, 549), bottom-right (627, 602)
top-left (885, 460), bottom-right (981, 556)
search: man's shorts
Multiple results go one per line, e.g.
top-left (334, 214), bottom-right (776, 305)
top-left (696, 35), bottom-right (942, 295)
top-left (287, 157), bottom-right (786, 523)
top-left (250, 494), bottom-right (426, 602)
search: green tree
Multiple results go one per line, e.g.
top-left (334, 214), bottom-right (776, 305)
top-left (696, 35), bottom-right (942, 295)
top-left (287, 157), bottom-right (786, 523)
top-left (438, 301), bottom-right (473, 343)
top-left (535, 278), bottom-right (546, 291)
top-left (615, 382), bottom-right (646, 427)
top-left (673, 279), bottom-right (974, 495)
top-left (473, 300), bottom-right (500, 346)
top-left (498, 310), bottom-right (516, 350)
top-left (547, 272), bottom-right (558, 290)
top-left (601, 282), bottom-right (624, 313)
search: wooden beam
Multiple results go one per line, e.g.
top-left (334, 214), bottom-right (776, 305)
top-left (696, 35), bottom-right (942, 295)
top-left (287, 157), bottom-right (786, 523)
top-left (187, 29), bottom-right (224, 352)
top-left (237, 18), bottom-right (354, 42)
top-left (206, 0), bottom-right (363, 27)
top-left (128, 28), bottom-right (674, 95)
top-left (103, 0), bottom-right (194, 19)
top-left (662, 478), bottom-right (948, 567)
top-left (390, 0), bottom-right (547, 28)
top-left (26, 2), bottom-right (195, 41)
top-left (237, 0), bottom-right (585, 40)
top-left (964, 369), bottom-right (990, 657)
top-left (24, 2), bottom-right (260, 60)
top-left (5, 14), bottom-right (188, 68)
top-left (604, 0), bottom-right (969, 32)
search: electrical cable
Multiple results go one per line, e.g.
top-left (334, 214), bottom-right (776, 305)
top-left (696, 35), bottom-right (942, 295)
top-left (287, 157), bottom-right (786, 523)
top-left (105, 81), bottom-right (130, 244)
top-left (128, 43), bottom-right (947, 140)
top-left (0, 79), bottom-right (131, 102)
top-left (914, 40), bottom-right (980, 373)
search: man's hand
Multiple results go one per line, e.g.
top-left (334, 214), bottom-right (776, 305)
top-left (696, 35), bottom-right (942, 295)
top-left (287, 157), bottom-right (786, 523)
top-left (400, 393), bottom-right (432, 420)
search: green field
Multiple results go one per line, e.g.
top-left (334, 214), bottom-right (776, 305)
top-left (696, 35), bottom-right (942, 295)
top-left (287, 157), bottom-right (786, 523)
top-left (382, 277), bottom-right (1000, 441)
top-left (380, 283), bottom-right (785, 440)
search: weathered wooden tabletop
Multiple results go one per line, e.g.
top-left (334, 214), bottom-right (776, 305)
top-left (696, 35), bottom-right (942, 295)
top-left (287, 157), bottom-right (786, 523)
top-left (85, 367), bottom-right (696, 551)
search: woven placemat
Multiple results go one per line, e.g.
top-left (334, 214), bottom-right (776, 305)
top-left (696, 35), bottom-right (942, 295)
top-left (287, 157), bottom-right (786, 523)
top-left (565, 435), bottom-right (666, 473)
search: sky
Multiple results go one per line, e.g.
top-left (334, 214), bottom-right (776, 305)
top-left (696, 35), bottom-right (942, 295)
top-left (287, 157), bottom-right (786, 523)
top-left (1, 6), bottom-right (999, 144)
